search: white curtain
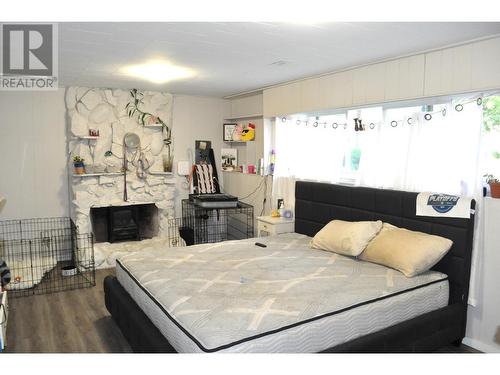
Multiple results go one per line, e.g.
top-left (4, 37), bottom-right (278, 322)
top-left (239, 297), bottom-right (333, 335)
top-left (357, 103), bottom-right (483, 196)
top-left (273, 100), bottom-right (485, 305)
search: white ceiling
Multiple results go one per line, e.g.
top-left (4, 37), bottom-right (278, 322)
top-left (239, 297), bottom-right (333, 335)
top-left (59, 22), bottom-right (500, 97)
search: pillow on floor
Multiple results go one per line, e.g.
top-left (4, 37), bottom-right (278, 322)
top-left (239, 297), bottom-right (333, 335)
top-left (359, 223), bottom-right (453, 277)
top-left (310, 220), bottom-right (383, 257)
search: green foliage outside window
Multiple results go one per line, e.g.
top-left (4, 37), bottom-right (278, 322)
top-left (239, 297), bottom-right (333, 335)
top-left (351, 148), bottom-right (361, 171)
top-left (483, 96), bottom-right (500, 160)
top-left (483, 96), bottom-right (500, 132)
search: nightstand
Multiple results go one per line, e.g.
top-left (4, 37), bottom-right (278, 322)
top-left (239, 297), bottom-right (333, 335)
top-left (257, 216), bottom-right (295, 237)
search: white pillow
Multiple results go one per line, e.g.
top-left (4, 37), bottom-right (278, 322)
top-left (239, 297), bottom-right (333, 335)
top-left (359, 223), bottom-right (453, 277)
top-left (310, 219), bottom-right (383, 257)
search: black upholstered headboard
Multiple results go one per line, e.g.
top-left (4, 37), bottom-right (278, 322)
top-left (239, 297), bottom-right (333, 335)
top-left (295, 181), bottom-right (476, 306)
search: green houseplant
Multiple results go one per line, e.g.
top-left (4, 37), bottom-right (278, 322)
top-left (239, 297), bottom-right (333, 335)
top-left (73, 156), bottom-right (85, 175)
top-left (485, 174), bottom-right (500, 198)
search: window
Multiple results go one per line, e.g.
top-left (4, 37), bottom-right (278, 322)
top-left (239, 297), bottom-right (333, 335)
top-left (482, 96), bottom-right (500, 178)
top-left (274, 97), bottom-right (484, 196)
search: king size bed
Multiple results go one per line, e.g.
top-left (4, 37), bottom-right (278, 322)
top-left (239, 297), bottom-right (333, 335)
top-left (103, 181), bottom-right (476, 353)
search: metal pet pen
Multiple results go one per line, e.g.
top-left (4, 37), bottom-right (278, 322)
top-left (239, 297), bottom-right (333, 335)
top-left (0, 217), bottom-right (95, 298)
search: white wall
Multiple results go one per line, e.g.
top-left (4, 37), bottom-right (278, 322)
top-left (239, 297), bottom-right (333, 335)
top-left (0, 90), bottom-right (229, 221)
top-left (222, 172), bottom-right (272, 234)
top-left (0, 90), bottom-right (69, 220)
top-left (465, 197), bottom-right (500, 353)
top-left (171, 95), bottom-right (230, 215)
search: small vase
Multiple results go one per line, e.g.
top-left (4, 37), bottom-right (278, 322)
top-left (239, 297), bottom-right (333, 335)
top-left (162, 154), bottom-right (173, 173)
top-left (74, 163), bottom-right (85, 175)
top-left (490, 182), bottom-right (500, 198)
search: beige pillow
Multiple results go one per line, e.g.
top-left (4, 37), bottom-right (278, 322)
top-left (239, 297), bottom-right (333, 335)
top-left (359, 224), bottom-right (453, 277)
top-left (310, 220), bottom-right (383, 257)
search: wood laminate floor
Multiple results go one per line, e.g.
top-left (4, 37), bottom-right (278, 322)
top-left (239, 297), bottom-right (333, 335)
top-left (4, 269), bottom-right (480, 353)
top-left (5, 269), bottom-right (132, 353)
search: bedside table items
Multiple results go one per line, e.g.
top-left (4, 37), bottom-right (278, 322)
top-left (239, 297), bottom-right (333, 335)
top-left (283, 209), bottom-right (294, 219)
top-left (73, 156), bottom-right (85, 174)
top-left (271, 209), bottom-right (280, 217)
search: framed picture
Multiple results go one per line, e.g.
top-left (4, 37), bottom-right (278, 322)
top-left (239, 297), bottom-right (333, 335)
top-left (221, 148), bottom-right (238, 171)
top-left (223, 123), bottom-right (237, 142)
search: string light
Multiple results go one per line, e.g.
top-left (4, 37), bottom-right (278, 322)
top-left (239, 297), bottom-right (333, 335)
top-left (282, 92), bottom-right (498, 130)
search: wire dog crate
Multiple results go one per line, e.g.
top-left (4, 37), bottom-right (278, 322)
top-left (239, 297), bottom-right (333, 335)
top-left (181, 199), bottom-right (254, 245)
top-left (0, 217), bottom-right (95, 298)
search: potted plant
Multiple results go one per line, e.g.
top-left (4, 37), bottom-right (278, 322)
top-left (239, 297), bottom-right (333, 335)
top-left (485, 174), bottom-right (500, 198)
top-left (73, 156), bottom-right (85, 175)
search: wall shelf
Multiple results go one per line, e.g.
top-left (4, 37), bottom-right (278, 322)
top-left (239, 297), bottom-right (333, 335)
top-left (224, 114), bottom-right (263, 121)
top-left (73, 172), bottom-right (122, 177)
top-left (148, 171), bottom-right (173, 175)
top-left (72, 136), bottom-right (100, 140)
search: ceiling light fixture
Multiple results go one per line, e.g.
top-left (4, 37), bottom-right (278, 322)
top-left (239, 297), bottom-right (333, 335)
top-left (120, 61), bottom-right (195, 84)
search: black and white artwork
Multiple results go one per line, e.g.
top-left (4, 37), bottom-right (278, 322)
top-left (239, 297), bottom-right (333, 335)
top-left (221, 148), bottom-right (237, 171)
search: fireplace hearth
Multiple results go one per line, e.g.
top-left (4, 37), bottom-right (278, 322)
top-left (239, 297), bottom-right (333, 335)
top-left (90, 203), bottom-right (159, 243)
top-left (109, 206), bottom-right (139, 242)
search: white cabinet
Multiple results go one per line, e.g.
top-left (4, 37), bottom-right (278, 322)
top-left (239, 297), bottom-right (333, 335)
top-left (322, 70), bottom-right (353, 109)
top-left (385, 54), bottom-right (425, 101)
top-left (352, 63), bottom-right (386, 105)
top-left (230, 94), bottom-right (263, 119)
top-left (471, 38), bottom-right (500, 92)
top-left (263, 81), bottom-right (301, 117)
top-left (299, 71), bottom-right (354, 113)
top-left (424, 44), bottom-right (473, 96)
top-left (300, 77), bottom-right (322, 112)
top-left (262, 36), bottom-right (500, 118)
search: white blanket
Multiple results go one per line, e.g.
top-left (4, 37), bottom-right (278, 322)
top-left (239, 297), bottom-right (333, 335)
top-left (416, 192), bottom-right (473, 218)
top-left (6, 256), bottom-right (57, 290)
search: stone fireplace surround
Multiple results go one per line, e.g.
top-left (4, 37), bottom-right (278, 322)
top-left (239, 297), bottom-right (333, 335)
top-left (66, 87), bottom-right (175, 239)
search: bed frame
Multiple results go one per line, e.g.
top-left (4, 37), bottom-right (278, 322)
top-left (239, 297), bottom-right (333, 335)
top-left (104, 181), bottom-right (476, 352)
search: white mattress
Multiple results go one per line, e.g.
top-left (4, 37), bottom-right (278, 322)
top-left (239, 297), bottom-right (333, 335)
top-left (116, 233), bottom-right (449, 353)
